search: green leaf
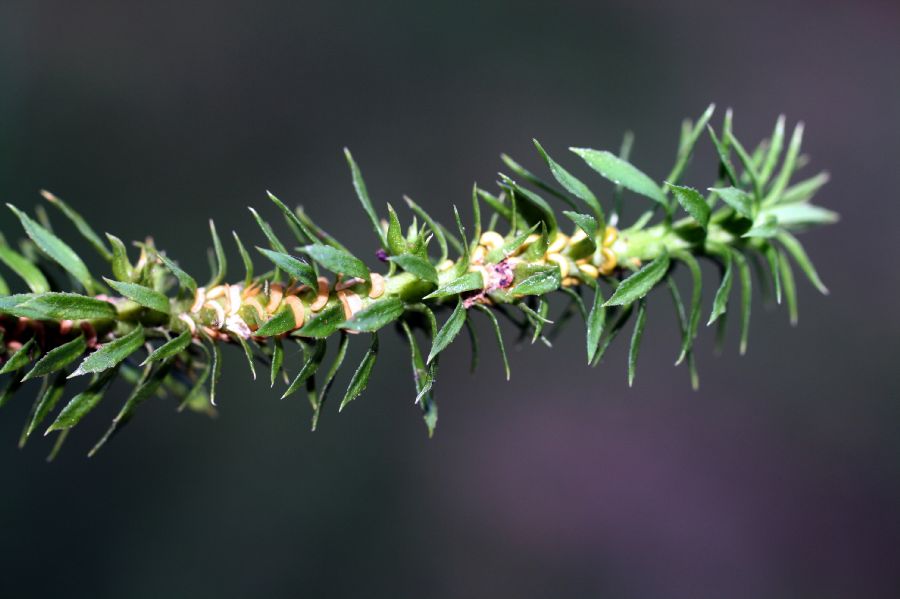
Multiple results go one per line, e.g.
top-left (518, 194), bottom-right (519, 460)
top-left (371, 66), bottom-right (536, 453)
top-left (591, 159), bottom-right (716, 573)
top-left (0, 244), bottom-right (50, 293)
top-left (389, 254), bottom-right (438, 284)
top-left (500, 176), bottom-right (559, 241)
top-left (708, 249), bottom-right (734, 325)
top-left (671, 251), bottom-right (702, 365)
top-left (758, 115), bottom-right (786, 186)
top-left (533, 139), bottom-right (605, 225)
top-left (764, 122), bottom-right (804, 205)
top-left (424, 271), bottom-right (483, 300)
top-left (404, 196), bottom-right (448, 262)
top-left (266, 191), bottom-right (316, 245)
top-left (339, 334), bottom-right (379, 411)
top-left (779, 172), bottom-right (830, 205)
top-left (344, 297), bottom-right (405, 332)
top-left (628, 300), bottom-right (648, 387)
top-left (282, 340), bottom-right (326, 399)
top-left (103, 278), bottom-right (170, 314)
top-left (667, 184), bottom-right (710, 229)
top-left (19, 293), bottom-right (117, 321)
top-left (386, 203), bottom-right (408, 256)
top-left (666, 104), bottom-right (715, 186)
top-left (143, 330), bottom-right (192, 365)
top-left (256, 248), bottom-right (317, 288)
top-left (23, 335), bottom-right (87, 381)
top-left (0, 272), bottom-right (7, 296)
top-left (776, 231), bottom-right (828, 294)
top-left (296, 303), bottom-right (346, 338)
top-left (70, 325), bottom-right (145, 377)
top-left (231, 333), bottom-right (257, 380)
top-left (256, 306), bottom-right (298, 337)
top-left (486, 223), bottom-right (540, 264)
top-left (7, 203), bottom-right (97, 293)
top-left (106, 234), bottom-right (134, 282)
top-left (206, 220), bottom-right (227, 287)
top-left (763, 204), bottom-right (839, 228)
top-left (46, 367), bottom-right (119, 432)
top-left (88, 361), bottom-right (173, 457)
top-left (20, 371), bottom-right (66, 445)
top-left (0, 338), bottom-right (37, 374)
top-left (500, 153), bottom-right (575, 210)
top-left (248, 207), bottom-right (288, 254)
top-left (733, 251), bottom-right (752, 355)
top-left (706, 125), bottom-right (739, 187)
top-left (778, 249), bottom-right (799, 326)
top-left (233, 231), bottom-right (254, 288)
top-left (710, 186), bottom-right (754, 219)
top-left (270, 337), bottom-right (284, 387)
top-left (209, 341), bottom-right (222, 405)
top-left (311, 332), bottom-right (349, 431)
top-left (570, 148), bottom-right (667, 208)
top-left (472, 304), bottom-right (510, 380)
top-left (344, 148), bottom-right (388, 249)
top-left (400, 321), bottom-right (438, 436)
top-left (427, 299), bottom-right (466, 364)
top-left (586, 283), bottom-right (606, 363)
top-left (562, 211), bottom-right (598, 251)
top-left (510, 264), bottom-right (561, 296)
top-left (40, 190), bottom-right (112, 260)
top-left (727, 131), bottom-right (762, 201)
top-left (158, 253), bottom-right (197, 295)
top-left (762, 243), bottom-right (782, 304)
top-left (666, 279), bottom-right (698, 389)
top-left (742, 215), bottom-right (779, 238)
top-left (302, 244), bottom-right (370, 281)
top-left (604, 251), bottom-right (670, 307)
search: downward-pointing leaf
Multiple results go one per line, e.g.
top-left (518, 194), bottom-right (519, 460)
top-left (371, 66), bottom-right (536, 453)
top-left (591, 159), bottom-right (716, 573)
top-left (628, 300), bottom-right (648, 387)
top-left (473, 304), bottom-right (510, 381)
top-left (428, 299), bottom-right (466, 364)
top-left (23, 335), bottom-right (87, 381)
top-left (7, 204), bottom-right (97, 293)
top-left (282, 340), bottom-right (326, 399)
top-left (47, 367), bottom-right (118, 432)
top-left (570, 149), bottom-right (667, 208)
top-left (70, 325), bottom-right (145, 377)
top-left (708, 249), bottom-right (734, 325)
top-left (340, 334), bottom-right (379, 411)
top-left (20, 371), bottom-right (66, 445)
top-left (776, 231), bottom-right (828, 294)
top-left (296, 303), bottom-right (346, 338)
top-left (604, 251), bottom-right (670, 307)
top-left (586, 283), bottom-right (606, 363)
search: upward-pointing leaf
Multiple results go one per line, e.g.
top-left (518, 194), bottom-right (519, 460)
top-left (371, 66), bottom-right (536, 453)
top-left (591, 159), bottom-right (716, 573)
top-left (604, 252), bottom-right (671, 307)
top-left (158, 253), bottom-right (197, 295)
top-left (667, 183), bottom-right (710, 229)
top-left (533, 139), bottom-right (605, 227)
top-left (302, 244), bottom-right (370, 281)
top-left (40, 190), bottom-right (112, 260)
top-left (256, 248), bottom-right (317, 288)
top-left (344, 148), bottom-right (388, 249)
top-left (70, 325), bottom-right (145, 378)
top-left (7, 204), bottom-right (97, 293)
top-left (570, 149), bottom-right (667, 209)
top-left (0, 243), bottom-right (50, 293)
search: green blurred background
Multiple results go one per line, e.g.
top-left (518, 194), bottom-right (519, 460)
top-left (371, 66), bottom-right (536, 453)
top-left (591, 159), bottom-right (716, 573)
top-left (2, 0), bottom-right (899, 597)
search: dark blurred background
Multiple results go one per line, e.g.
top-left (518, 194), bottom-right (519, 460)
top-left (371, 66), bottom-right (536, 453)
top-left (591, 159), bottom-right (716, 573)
top-left (1, 0), bottom-right (899, 597)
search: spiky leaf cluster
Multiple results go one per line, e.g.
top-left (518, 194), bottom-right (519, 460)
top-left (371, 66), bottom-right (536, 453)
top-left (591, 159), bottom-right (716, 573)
top-left (0, 106), bottom-right (836, 458)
